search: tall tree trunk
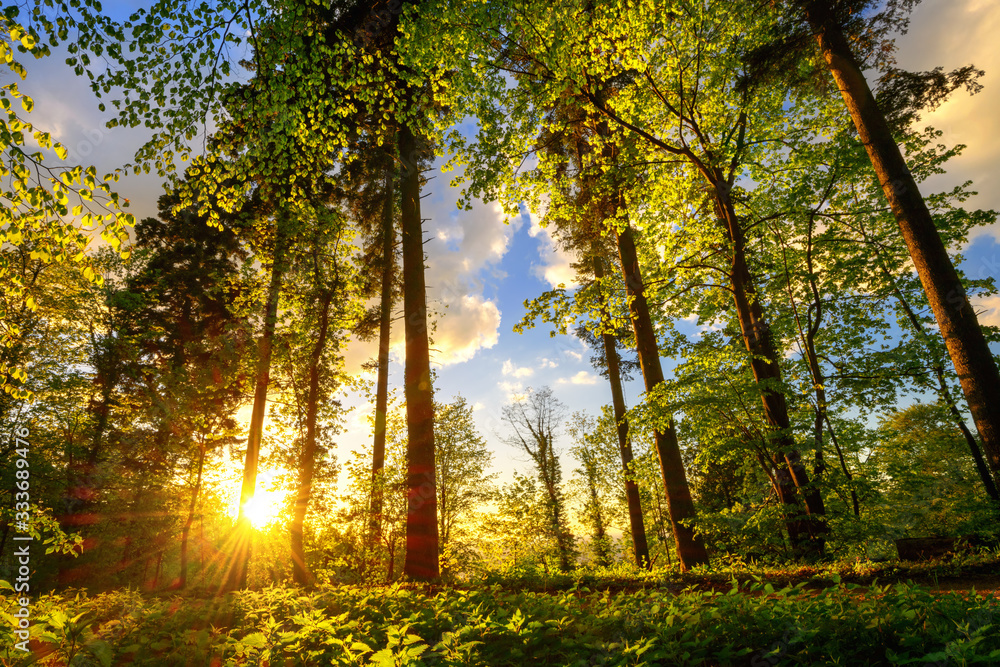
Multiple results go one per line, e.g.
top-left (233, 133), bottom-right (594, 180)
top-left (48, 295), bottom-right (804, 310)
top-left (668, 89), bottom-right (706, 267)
top-left (291, 290), bottom-right (334, 586)
top-left (153, 549), bottom-right (163, 589)
top-left (398, 123), bottom-right (439, 581)
top-left (872, 249), bottom-right (1000, 502)
top-left (592, 253), bottom-right (651, 569)
top-left (614, 222), bottom-right (709, 570)
top-left (371, 163), bottom-right (395, 544)
top-left (179, 444), bottom-right (206, 589)
top-left (227, 223), bottom-right (287, 591)
top-left (803, 0), bottom-right (1000, 482)
top-left (931, 365), bottom-right (1000, 502)
top-left (650, 479), bottom-right (673, 569)
top-left (714, 185), bottom-right (827, 556)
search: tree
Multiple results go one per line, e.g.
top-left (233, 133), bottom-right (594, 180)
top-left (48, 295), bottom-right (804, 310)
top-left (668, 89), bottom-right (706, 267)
top-left (796, 0), bottom-right (1000, 484)
top-left (434, 395), bottom-right (497, 573)
top-left (127, 193), bottom-right (250, 588)
top-left (397, 122), bottom-right (441, 581)
top-left (0, 7), bottom-right (132, 398)
top-left (329, 401), bottom-right (409, 583)
top-left (511, 98), bottom-right (707, 570)
top-left (872, 402), bottom-right (997, 540)
top-left (567, 411), bottom-right (623, 568)
top-left (228, 211), bottom-right (291, 591)
top-left (586, 257), bottom-right (651, 569)
top-left (501, 387), bottom-right (576, 571)
top-left (275, 204), bottom-right (362, 586)
top-left (484, 472), bottom-right (563, 573)
top-left (339, 144), bottom-right (401, 546)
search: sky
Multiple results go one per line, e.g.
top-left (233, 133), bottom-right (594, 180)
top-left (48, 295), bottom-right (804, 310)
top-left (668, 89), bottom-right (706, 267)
top-left (20, 0), bottom-right (1000, 493)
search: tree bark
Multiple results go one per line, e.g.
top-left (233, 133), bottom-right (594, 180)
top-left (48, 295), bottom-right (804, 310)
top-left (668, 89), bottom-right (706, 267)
top-left (398, 123), bottom-right (440, 581)
top-left (371, 163), bottom-right (395, 544)
top-left (614, 222), bottom-right (709, 570)
top-left (592, 253), bottom-right (651, 569)
top-left (179, 444), bottom-right (206, 589)
top-left (291, 290), bottom-right (334, 586)
top-left (803, 0), bottom-right (1000, 482)
top-left (824, 416), bottom-right (860, 517)
top-left (227, 222), bottom-right (287, 591)
top-left (875, 253), bottom-right (1000, 502)
top-left (714, 185), bottom-right (827, 555)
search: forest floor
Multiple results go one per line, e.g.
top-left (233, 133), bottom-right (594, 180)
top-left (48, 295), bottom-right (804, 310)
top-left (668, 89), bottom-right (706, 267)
top-left (680, 558), bottom-right (1000, 597)
top-left (4, 553), bottom-right (1000, 666)
top-left (471, 549), bottom-right (1000, 598)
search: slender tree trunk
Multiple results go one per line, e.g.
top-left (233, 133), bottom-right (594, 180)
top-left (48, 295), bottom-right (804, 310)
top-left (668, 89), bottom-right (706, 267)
top-left (438, 488), bottom-right (449, 574)
top-left (650, 481), bottom-right (672, 569)
top-left (87, 386), bottom-right (112, 468)
top-left (592, 253), bottom-right (651, 569)
top-left (153, 550), bottom-right (163, 589)
top-left (614, 222), bottom-right (709, 570)
top-left (803, 0), bottom-right (1000, 482)
top-left (291, 291), bottom-right (334, 586)
top-left (398, 123), bottom-right (439, 581)
top-left (823, 416), bottom-right (860, 517)
top-left (875, 254), bottom-right (1000, 501)
top-left (931, 366), bottom-right (1000, 502)
top-left (371, 163), bottom-right (395, 544)
top-left (179, 444), bottom-right (206, 589)
top-left (228, 223), bottom-right (288, 591)
top-left (714, 185), bottom-right (827, 555)
top-left (199, 513), bottom-right (205, 577)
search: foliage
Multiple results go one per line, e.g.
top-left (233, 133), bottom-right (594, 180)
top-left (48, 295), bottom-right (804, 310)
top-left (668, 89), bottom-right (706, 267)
top-left (0, 4), bottom-right (133, 397)
top-left (4, 571), bottom-right (1000, 666)
top-left (434, 396), bottom-right (498, 576)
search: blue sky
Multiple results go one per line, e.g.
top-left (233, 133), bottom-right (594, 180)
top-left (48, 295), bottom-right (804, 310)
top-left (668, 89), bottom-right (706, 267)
top-left (21, 0), bottom-right (1000, 488)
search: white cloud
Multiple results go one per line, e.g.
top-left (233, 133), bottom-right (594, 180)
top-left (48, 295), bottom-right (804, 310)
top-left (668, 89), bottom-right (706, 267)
top-left (539, 358), bottom-right (558, 369)
top-left (528, 208), bottom-right (581, 288)
top-left (498, 380), bottom-right (526, 400)
top-left (973, 294), bottom-right (1000, 327)
top-left (557, 371), bottom-right (598, 385)
top-left (894, 0), bottom-right (1000, 242)
top-left (502, 359), bottom-right (535, 378)
top-left (419, 180), bottom-right (522, 366)
top-left (431, 294), bottom-right (502, 366)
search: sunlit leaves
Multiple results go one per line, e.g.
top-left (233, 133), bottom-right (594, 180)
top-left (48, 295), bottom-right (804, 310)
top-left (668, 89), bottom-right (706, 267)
top-left (0, 9), bottom-right (134, 396)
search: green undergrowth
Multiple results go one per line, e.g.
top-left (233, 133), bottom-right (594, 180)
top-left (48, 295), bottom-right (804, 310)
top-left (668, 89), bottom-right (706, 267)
top-left (480, 549), bottom-right (1000, 593)
top-left (3, 573), bottom-right (1000, 666)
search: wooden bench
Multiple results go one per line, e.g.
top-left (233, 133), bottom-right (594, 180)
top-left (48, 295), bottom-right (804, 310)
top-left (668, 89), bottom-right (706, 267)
top-left (895, 537), bottom-right (960, 561)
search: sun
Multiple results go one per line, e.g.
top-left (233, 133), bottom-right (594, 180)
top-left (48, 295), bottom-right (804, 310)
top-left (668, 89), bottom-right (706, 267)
top-left (241, 488), bottom-right (283, 529)
top-left (228, 470), bottom-right (287, 529)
